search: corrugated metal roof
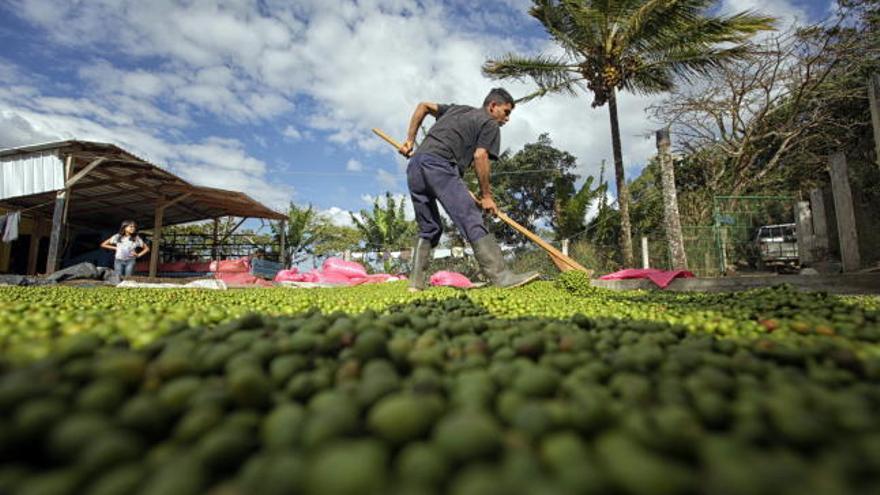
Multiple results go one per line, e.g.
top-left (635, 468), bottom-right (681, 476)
top-left (0, 139), bottom-right (286, 227)
top-left (0, 140), bottom-right (111, 157)
top-left (0, 150), bottom-right (65, 200)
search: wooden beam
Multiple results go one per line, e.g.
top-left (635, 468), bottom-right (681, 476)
top-left (212, 218), bottom-right (219, 261)
top-left (75, 171), bottom-right (155, 191)
top-left (66, 157), bottom-right (106, 188)
top-left (164, 202), bottom-right (215, 222)
top-left (146, 194), bottom-right (192, 278)
top-left (75, 187), bottom-right (156, 203)
top-left (68, 152), bottom-right (148, 165)
top-left (218, 217), bottom-right (248, 245)
top-left (45, 156), bottom-right (72, 274)
top-left (27, 216), bottom-right (43, 275)
top-left (46, 185), bottom-right (65, 275)
top-left (71, 180), bottom-right (188, 216)
top-left (149, 203), bottom-right (165, 279)
top-left (177, 194), bottom-right (256, 207)
top-left (61, 156), bottom-right (74, 225)
top-left (162, 192), bottom-right (192, 210)
top-left (828, 152), bottom-right (861, 272)
top-left (72, 199), bottom-right (142, 217)
top-left (279, 218), bottom-right (287, 267)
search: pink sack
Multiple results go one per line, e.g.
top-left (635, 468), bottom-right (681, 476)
top-left (314, 270), bottom-right (355, 285)
top-left (322, 257), bottom-right (367, 279)
top-left (215, 272), bottom-right (273, 287)
top-left (598, 268), bottom-right (694, 289)
top-left (430, 271), bottom-right (474, 288)
top-left (351, 273), bottom-right (403, 285)
top-left (211, 258), bottom-right (250, 273)
top-left (188, 262), bottom-right (213, 273)
top-left (160, 261), bottom-right (189, 272)
top-left (274, 268), bottom-right (301, 282)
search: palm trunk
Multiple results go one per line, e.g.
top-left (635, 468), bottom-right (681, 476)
top-left (607, 89), bottom-right (634, 267)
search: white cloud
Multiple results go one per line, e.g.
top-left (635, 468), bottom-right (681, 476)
top-left (0, 110), bottom-right (57, 148)
top-left (1, 0), bottom-right (794, 212)
top-left (282, 125), bottom-right (302, 141)
top-left (346, 158), bottom-right (364, 172)
top-left (175, 137), bottom-right (268, 175)
top-left (376, 168), bottom-right (401, 190)
top-left (178, 163), bottom-right (290, 209)
top-left (719, 0), bottom-right (809, 29)
top-left (585, 189), bottom-right (616, 223)
top-left (321, 206), bottom-right (354, 227)
top-left (359, 192), bottom-right (415, 220)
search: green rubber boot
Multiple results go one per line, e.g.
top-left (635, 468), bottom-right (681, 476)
top-left (408, 238), bottom-right (432, 291)
top-left (472, 235), bottom-right (541, 288)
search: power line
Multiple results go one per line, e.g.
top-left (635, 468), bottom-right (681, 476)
top-left (277, 168), bottom-right (570, 177)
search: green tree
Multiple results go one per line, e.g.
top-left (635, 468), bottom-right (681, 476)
top-left (628, 156), bottom-right (664, 236)
top-left (465, 134), bottom-right (582, 245)
top-left (350, 192), bottom-right (416, 253)
top-left (483, 0), bottom-right (774, 267)
top-left (273, 203), bottom-right (329, 264)
top-left (313, 224), bottom-right (363, 258)
top-left (555, 174), bottom-right (606, 241)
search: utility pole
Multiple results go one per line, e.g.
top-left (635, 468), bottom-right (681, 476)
top-left (656, 128), bottom-right (687, 270)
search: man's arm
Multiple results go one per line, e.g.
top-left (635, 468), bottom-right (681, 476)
top-left (399, 102), bottom-right (440, 157)
top-left (473, 148), bottom-right (498, 215)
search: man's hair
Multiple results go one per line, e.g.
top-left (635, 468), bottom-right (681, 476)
top-left (483, 87), bottom-right (515, 109)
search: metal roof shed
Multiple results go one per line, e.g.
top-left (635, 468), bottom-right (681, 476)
top-left (0, 140), bottom-right (287, 277)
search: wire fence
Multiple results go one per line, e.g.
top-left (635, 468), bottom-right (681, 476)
top-left (635, 195), bottom-right (796, 277)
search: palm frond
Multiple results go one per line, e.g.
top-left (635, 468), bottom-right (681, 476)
top-left (622, 0), bottom-right (705, 47)
top-left (482, 53), bottom-right (581, 88)
top-left (531, 0), bottom-right (596, 57)
top-left (555, 0), bottom-right (608, 49)
top-left (516, 77), bottom-right (588, 103)
top-left (650, 44), bottom-right (757, 84)
top-left (622, 64), bottom-right (675, 94)
top-left (634, 11), bottom-right (776, 55)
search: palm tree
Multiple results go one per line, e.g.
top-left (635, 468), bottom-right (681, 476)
top-left (483, 0), bottom-right (774, 267)
top-left (350, 192), bottom-right (416, 254)
top-left (273, 202), bottom-right (328, 264)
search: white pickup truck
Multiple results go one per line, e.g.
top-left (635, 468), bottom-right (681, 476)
top-left (755, 223), bottom-right (799, 271)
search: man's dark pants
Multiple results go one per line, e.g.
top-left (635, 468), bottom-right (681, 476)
top-left (407, 153), bottom-right (488, 247)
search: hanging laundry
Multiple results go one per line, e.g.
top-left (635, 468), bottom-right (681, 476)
top-left (0, 215), bottom-right (7, 240)
top-left (2, 211), bottom-right (19, 243)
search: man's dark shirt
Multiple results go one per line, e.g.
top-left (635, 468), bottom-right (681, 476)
top-left (415, 104), bottom-right (501, 175)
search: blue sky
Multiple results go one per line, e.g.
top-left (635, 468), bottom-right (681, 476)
top-left (0, 0), bottom-right (832, 229)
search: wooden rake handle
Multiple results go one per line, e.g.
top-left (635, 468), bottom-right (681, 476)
top-left (370, 128), bottom-right (590, 274)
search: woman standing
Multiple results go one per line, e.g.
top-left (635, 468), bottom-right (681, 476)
top-left (100, 220), bottom-right (150, 277)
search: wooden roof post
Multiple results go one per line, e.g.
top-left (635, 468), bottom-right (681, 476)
top-left (148, 193), bottom-right (192, 279)
top-left (149, 202), bottom-right (164, 279)
top-left (46, 155), bottom-right (72, 274)
top-left (212, 218), bottom-right (219, 261)
top-left (27, 216), bottom-right (42, 275)
top-left (279, 218), bottom-right (287, 267)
